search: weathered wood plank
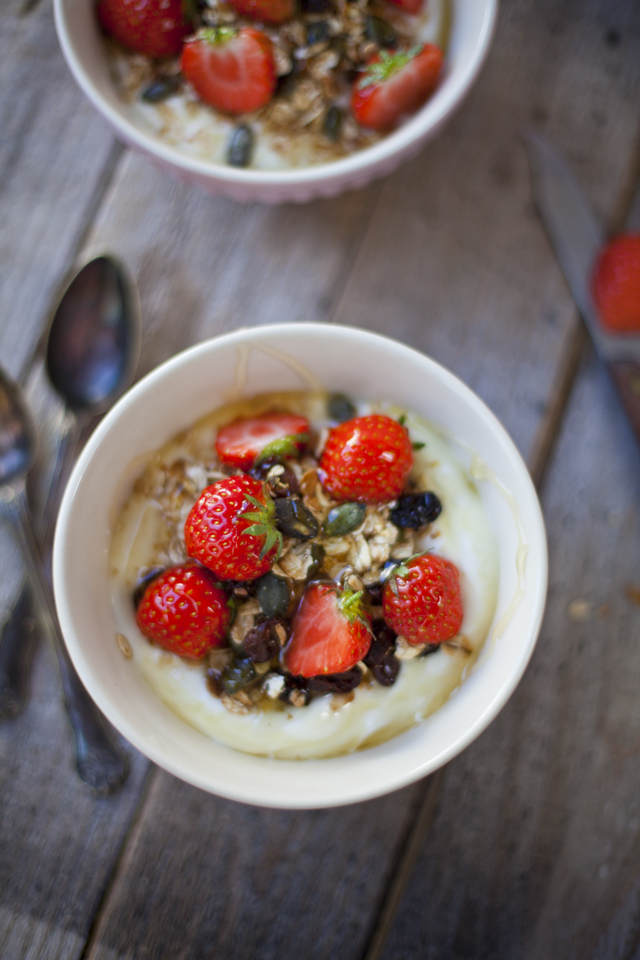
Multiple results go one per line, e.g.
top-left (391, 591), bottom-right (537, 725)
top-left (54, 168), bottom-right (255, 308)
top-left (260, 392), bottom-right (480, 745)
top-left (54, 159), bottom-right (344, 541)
top-left (376, 345), bottom-right (640, 960)
top-left (84, 773), bottom-right (423, 960)
top-left (0, 0), bottom-right (119, 382)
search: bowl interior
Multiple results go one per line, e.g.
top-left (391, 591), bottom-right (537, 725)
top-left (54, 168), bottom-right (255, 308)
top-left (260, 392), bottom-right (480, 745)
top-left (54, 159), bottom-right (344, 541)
top-left (54, 324), bottom-right (547, 808)
top-left (54, 0), bottom-right (497, 187)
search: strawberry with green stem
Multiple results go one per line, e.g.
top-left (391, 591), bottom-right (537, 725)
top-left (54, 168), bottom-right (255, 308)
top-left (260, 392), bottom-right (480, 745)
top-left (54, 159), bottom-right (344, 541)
top-left (351, 44), bottom-right (443, 131)
top-left (382, 553), bottom-right (463, 645)
top-left (97, 0), bottom-right (193, 58)
top-left (185, 475), bottom-right (282, 581)
top-left (181, 27), bottom-right (276, 115)
top-left (215, 411), bottom-right (309, 469)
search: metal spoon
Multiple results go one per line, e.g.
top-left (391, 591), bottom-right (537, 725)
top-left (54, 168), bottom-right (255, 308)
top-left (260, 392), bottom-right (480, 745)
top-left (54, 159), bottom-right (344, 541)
top-left (0, 256), bottom-right (139, 792)
top-left (0, 365), bottom-right (129, 792)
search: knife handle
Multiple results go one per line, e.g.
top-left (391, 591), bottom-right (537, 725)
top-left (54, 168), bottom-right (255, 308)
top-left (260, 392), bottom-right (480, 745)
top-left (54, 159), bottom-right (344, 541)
top-left (608, 361), bottom-right (640, 448)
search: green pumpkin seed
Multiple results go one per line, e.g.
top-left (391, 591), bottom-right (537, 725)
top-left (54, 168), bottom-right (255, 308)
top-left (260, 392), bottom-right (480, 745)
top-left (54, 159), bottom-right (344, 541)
top-left (364, 15), bottom-right (397, 48)
top-left (141, 76), bottom-right (181, 103)
top-left (327, 392), bottom-right (356, 421)
top-left (222, 658), bottom-right (256, 694)
top-left (323, 106), bottom-right (343, 142)
top-left (323, 501), bottom-right (366, 537)
top-left (256, 572), bottom-right (291, 619)
top-left (275, 497), bottom-right (320, 540)
top-left (227, 125), bottom-right (254, 168)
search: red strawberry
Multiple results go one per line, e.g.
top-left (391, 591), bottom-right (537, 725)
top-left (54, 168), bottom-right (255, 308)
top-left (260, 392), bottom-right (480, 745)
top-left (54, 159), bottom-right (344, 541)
top-left (592, 234), bottom-right (640, 333)
top-left (215, 412), bottom-right (310, 470)
top-left (97, 0), bottom-right (191, 59)
top-left (284, 583), bottom-right (372, 677)
top-left (351, 44), bottom-right (443, 131)
top-left (136, 563), bottom-right (230, 659)
top-left (228, 0), bottom-right (295, 25)
top-left (319, 413), bottom-right (413, 502)
top-left (382, 554), bottom-right (463, 645)
top-left (181, 27), bottom-right (276, 115)
top-left (185, 475), bottom-right (281, 581)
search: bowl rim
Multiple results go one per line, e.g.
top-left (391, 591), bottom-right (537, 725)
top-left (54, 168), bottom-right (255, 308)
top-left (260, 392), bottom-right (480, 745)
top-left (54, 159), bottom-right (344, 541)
top-left (53, 323), bottom-right (547, 808)
top-left (53, 0), bottom-right (498, 187)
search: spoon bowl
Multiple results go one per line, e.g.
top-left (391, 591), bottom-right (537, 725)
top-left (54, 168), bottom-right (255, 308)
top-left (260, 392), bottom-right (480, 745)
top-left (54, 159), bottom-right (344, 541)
top-left (46, 256), bottom-right (140, 415)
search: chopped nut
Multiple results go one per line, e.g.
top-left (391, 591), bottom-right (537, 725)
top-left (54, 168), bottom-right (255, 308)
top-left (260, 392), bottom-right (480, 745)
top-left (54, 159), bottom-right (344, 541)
top-left (348, 532), bottom-right (372, 573)
top-left (230, 597), bottom-right (262, 647)
top-left (290, 689), bottom-right (308, 708)
top-left (221, 692), bottom-right (251, 715)
top-left (278, 541), bottom-right (317, 580)
top-left (395, 636), bottom-right (425, 659)
top-left (116, 632), bottom-right (133, 658)
top-left (263, 674), bottom-right (286, 698)
top-left (442, 635), bottom-right (472, 656)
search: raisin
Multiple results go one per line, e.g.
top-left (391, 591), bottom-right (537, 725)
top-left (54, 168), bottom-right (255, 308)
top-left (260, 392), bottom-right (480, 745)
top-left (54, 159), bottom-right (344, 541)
top-left (244, 617), bottom-right (290, 662)
top-left (363, 619), bottom-right (396, 667)
top-left (373, 653), bottom-right (400, 686)
top-left (390, 492), bottom-right (442, 529)
top-left (365, 582), bottom-right (383, 606)
top-left (222, 659), bottom-right (256, 694)
top-left (307, 668), bottom-right (362, 693)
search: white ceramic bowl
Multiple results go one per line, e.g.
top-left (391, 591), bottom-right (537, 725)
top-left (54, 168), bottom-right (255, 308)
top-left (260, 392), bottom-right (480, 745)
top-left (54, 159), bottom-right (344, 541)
top-left (53, 324), bottom-right (547, 808)
top-left (54, 0), bottom-right (497, 203)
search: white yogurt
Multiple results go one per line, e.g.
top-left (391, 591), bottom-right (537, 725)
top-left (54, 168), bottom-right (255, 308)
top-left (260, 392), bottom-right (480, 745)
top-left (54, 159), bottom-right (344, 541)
top-left (110, 392), bottom-right (499, 759)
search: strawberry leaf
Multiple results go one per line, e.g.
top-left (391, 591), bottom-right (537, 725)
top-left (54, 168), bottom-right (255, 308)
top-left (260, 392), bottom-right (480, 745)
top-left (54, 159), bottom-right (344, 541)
top-left (358, 47), bottom-right (422, 89)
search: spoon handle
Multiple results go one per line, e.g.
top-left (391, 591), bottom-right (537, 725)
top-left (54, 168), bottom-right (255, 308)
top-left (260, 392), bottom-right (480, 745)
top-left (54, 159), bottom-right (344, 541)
top-left (0, 583), bottom-right (38, 719)
top-left (3, 486), bottom-right (128, 794)
top-left (0, 416), bottom-right (83, 718)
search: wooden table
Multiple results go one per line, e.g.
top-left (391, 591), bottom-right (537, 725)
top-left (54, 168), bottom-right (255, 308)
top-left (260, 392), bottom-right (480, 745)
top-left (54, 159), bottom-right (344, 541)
top-left (2, 0), bottom-right (640, 956)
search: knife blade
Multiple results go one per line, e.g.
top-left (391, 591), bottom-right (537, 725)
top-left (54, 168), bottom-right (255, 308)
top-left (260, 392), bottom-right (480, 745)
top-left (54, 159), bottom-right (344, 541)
top-left (524, 130), bottom-right (640, 447)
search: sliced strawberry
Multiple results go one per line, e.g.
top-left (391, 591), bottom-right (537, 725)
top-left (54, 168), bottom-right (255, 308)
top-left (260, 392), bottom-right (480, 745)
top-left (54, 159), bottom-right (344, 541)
top-left (592, 234), bottom-right (640, 333)
top-left (181, 27), bottom-right (276, 115)
top-left (284, 583), bottom-right (372, 677)
top-left (97, 0), bottom-right (191, 59)
top-left (135, 563), bottom-right (230, 659)
top-left (215, 412), bottom-right (310, 470)
top-left (319, 413), bottom-right (413, 502)
top-left (383, 554), bottom-right (463, 645)
top-left (185, 475), bottom-right (281, 581)
top-left (351, 44), bottom-right (443, 131)
top-left (228, 0), bottom-right (295, 25)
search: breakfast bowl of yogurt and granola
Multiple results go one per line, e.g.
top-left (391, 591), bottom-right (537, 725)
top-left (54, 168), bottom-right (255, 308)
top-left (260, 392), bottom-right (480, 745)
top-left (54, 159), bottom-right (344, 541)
top-left (53, 324), bottom-right (546, 807)
top-left (53, 0), bottom-right (497, 202)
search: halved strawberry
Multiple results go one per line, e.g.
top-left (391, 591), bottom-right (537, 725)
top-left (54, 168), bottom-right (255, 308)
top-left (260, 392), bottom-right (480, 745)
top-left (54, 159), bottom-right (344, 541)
top-left (228, 0), bottom-right (295, 25)
top-left (181, 27), bottom-right (276, 115)
top-left (136, 563), bottom-right (230, 659)
top-left (284, 583), bottom-right (372, 677)
top-left (351, 44), bottom-right (443, 131)
top-left (215, 412), bottom-right (310, 469)
top-left (97, 0), bottom-right (191, 59)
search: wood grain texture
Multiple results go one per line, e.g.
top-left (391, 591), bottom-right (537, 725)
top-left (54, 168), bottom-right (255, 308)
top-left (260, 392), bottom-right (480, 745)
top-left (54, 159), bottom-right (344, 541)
top-left (85, 772), bottom-right (423, 960)
top-left (0, 1), bottom-right (119, 382)
top-left (80, 152), bottom-right (380, 378)
top-left (377, 346), bottom-right (640, 960)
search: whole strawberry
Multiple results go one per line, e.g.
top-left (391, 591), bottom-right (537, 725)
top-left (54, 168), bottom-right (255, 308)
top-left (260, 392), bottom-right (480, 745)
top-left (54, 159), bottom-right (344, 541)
top-left (97, 0), bottom-right (191, 59)
top-left (215, 411), bottom-right (309, 470)
top-left (319, 413), bottom-right (413, 502)
top-left (592, 234), bottom-right (640, 333)
top-left (136, 563), bottom-right (230, 659)
top-left (284, 583), bottom-right (372, 677)
top-left (351, 45), bottom-right (443, 131)
top-left (181, 27), bottom-right (276, 115)
top-left (185, 475), bottom-right (281, 581)
top-left (382, 554), bottom-right (463, 645)
top-left (228, 0), bottom-right (295, 24)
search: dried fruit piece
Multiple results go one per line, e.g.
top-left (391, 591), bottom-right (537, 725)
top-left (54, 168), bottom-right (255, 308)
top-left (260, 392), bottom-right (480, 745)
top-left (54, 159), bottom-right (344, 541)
top-left (390, 492), bottom-right (442, 529)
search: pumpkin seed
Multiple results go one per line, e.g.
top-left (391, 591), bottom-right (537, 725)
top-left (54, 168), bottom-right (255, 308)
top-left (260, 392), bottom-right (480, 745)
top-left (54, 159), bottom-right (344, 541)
top-left (222, 658), bottom-right (256, 694)
top-left (323, 501), bottom-right (366, 537)
top-left (256, 572), bottom-right (291, 619)
top-left (323, 105), bottom-right (343, 141)
top-left (141, 75), bottom-right (181, 103)
top-left (275, 497), bottom-right (320, 540)
top-left (327, 392), bottom-right (356, 421)
top-left (364, 15), bottom-right (397, 48)
top-left (227, 125), bottom-right (254, 168)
